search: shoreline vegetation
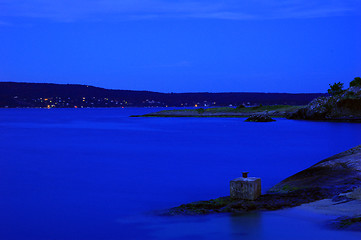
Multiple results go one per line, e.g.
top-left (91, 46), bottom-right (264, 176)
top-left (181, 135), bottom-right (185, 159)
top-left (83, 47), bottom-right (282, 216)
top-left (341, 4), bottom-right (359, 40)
top-left (162, 145), bottom-right (361, 231)
top-left (130, 105), bottom-right (303, 118)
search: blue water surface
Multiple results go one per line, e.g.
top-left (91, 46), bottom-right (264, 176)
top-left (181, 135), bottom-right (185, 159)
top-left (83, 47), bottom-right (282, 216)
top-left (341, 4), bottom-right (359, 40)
top-left (0, 108), bottom-right (361, 240)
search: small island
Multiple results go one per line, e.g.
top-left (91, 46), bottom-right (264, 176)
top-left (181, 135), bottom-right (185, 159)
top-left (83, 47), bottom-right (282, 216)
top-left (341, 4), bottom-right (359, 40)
top-left (245, 114), bottom-right (276, 122)
top-left (131, 105), bottom-right (303, 118)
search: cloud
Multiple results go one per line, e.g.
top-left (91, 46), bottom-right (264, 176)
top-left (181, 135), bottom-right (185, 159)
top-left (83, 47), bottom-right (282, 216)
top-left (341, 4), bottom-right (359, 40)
top-left (0, 0), bottom-right (360, 22)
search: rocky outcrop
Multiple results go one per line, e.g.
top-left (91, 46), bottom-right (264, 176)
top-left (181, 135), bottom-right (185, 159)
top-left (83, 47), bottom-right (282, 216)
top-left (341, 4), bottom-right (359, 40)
top-left (269, 144), bottom-right (361, 194)
top-left (288, 87), bottom-right (361, 121)
top-left (245, 114), bottom-right (276, 122)
top-left (163, 145), bottom-right (361, 216)
top-left (166, 188), bottom-right (332, 215)
top-left (328, 216), bottom-right (361, 231)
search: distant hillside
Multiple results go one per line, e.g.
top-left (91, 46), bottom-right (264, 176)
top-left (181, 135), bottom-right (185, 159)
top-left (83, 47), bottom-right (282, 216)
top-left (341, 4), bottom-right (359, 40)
top-left (0, 82), bottom-right (326, 108)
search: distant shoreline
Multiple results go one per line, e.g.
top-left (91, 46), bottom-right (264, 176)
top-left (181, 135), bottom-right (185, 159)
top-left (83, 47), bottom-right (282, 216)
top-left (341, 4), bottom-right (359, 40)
top-left (131, 105), bottom-right (303, 118)
top-left (0, 82), bottom-right (325, 108)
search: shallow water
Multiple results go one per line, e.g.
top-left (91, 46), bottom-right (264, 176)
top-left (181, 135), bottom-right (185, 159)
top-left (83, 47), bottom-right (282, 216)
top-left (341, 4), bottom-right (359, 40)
top-left (0, 108), bottom-right (360, 240)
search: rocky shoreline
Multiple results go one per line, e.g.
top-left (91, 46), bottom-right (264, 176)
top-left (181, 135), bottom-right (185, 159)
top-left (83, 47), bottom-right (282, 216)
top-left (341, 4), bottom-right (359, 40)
top-left (288, 86), bottom-right (361, 121)
top-left (131, 86), bottom-right (361, 123)
top-left (163, 145), bottom-right (361, 230)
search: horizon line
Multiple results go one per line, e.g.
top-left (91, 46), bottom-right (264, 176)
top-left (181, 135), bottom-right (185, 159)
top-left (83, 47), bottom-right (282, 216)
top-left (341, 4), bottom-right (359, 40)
top-left (0, 81), bottom-right (327, 95)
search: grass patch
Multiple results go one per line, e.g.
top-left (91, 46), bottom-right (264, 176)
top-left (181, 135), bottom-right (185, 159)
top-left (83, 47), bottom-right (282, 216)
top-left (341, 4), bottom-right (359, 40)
top-left (268, 184), bottom-right (304, 193)
top-left (134, 105), bottom-right (304, 117)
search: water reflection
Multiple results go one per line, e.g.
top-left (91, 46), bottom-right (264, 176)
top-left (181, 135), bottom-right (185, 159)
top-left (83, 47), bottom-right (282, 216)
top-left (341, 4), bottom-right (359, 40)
top-left (229, 212), bottom-right (263, 239)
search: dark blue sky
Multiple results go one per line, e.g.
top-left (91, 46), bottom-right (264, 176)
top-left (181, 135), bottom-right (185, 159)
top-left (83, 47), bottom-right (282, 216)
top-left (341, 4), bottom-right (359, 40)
top-left (0, 1), bottom-right (360, 93)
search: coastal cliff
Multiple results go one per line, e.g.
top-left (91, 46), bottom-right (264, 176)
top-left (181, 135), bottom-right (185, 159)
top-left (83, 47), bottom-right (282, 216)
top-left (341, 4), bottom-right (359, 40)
top-left (288, 86), bottom-right (361, 121)
top-left (165, 145), bottom-right (361, 222)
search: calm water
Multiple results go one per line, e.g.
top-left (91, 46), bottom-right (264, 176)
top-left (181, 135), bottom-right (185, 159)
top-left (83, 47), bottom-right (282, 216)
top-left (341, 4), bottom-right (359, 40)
top-left (0, 108), bottom-right (361, 240)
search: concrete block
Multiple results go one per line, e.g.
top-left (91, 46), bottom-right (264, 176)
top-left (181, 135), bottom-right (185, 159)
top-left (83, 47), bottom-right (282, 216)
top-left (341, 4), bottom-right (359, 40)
top-left (230, 175), bottom-right (261, 200)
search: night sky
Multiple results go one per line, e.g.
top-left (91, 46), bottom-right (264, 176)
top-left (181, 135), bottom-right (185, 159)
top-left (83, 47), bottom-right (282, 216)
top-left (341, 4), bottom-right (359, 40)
top-left (0, 1), bottom-right (360, 93)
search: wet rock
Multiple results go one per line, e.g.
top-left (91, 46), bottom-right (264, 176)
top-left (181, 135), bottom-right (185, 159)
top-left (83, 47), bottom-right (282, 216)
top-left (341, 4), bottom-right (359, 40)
top-left (165, 187), bottom-right (332, 216)
top-left (245, 114), bottom-right (276, 122)
top-left (328, 216), bottom-right (361, 231)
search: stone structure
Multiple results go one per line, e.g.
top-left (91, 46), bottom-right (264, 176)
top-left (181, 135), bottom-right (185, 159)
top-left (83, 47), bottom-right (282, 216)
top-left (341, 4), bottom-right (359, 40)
top-left (230, 172), bottom-right (261, 200)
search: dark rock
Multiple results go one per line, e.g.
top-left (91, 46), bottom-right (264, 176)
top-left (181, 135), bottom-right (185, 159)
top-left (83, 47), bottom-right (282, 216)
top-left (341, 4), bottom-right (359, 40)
top-left (288, 86), bottom-right (361, 121)
top-left (245, 114), bottom-right (276, 122)
top-left (165, 187), bottom-right (332, 216)
top-left (328, 216), bottom-right (361, 231)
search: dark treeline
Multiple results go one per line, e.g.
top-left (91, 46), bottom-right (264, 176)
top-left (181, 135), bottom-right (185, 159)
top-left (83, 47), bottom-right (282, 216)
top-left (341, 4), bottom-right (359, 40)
top-left (0, 82), bottom-right (326, 108)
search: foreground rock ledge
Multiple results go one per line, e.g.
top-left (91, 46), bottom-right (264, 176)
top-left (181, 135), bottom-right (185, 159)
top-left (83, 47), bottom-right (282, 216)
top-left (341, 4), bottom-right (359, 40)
top-left (164, 145), bottom-right (361, 216)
